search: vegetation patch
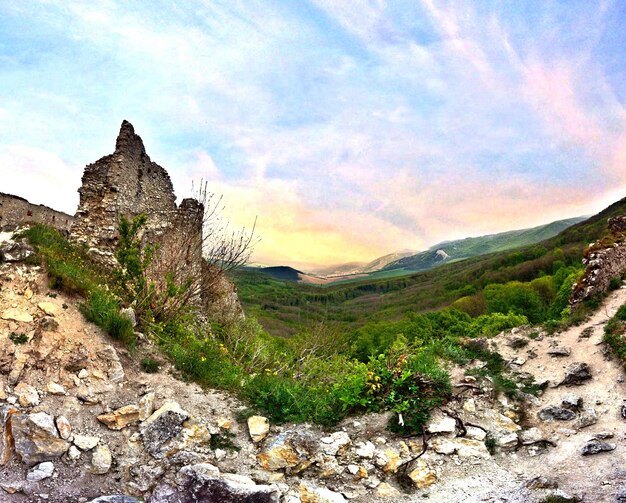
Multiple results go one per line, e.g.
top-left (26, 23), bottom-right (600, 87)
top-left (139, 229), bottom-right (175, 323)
top-left (9, 332), bottom-right (28, 344)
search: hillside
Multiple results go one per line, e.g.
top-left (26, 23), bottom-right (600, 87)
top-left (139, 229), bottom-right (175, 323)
top-left (234, 198), bottom-right (626, 337)
top-left (384, 217), bottom-right (585, 272)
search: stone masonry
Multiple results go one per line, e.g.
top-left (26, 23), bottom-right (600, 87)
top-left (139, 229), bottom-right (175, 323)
top-left (70, 120), bottom-right (241, 320)
top-left (0, 193), bottom-right (73, 232)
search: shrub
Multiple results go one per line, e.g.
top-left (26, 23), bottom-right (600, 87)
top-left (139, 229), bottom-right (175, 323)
top-left (610, 276), bottom-right (623, 291)
top-left (140, 357), bottom-right (161, 373)
top-left (484, 282), bottom-right (544, 323)
top-left (9, 332), bottom-right (28, 344)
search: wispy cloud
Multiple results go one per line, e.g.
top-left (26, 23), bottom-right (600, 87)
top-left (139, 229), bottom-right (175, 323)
top-left (0, 0), bottom-right (624, 265)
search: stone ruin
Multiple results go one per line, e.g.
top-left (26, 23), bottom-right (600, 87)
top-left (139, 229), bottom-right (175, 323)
top-left (0, 192), bottom-right (73, 232)
top-left (570, 216), bottom-right (626, 307)
top-left (70, 120), bottom-right (241, 320)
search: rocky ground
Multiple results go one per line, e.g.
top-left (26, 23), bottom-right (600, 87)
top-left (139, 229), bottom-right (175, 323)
top-left (2, 234), bottom-right (626, 502)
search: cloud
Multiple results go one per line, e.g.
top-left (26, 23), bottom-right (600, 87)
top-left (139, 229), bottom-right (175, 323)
top-left (1, 1), bottom-right (625, 266)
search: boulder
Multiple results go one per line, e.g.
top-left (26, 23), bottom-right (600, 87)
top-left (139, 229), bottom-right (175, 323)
top-left (0, 240), bottom-right (34, 262)
top-left (98, 404), bottom-right (141, 430)
top-left (91, 445), bottom-right (112, 474)
top-left (561, 395), bottom-right (583, 411)
top-left (257, 429), bottom-right (318, 473)
top-left (148, 465), bottom-right (279, 503)
top-left (11, 412), bottom-right (70, 465)
top-left (560, 363), bottom-right (592, 386)
top-left (141, 401), bottom-right (190, 459)
top-left (425, 410), bottom-right (456, 434)
top-left (575, 408), bottom-right (598, 429)
top-left (1, 308), bottom-right (33, 323)
top-left (298, 482), bottom-right (345, 503)
top-left (247, 415), bottom-right (270, 443)
top-left (538, 405), bottom-right (576, 421)
top-left (26, 461), bottom-right (54, 482)
top-left (37, 302), bottom-right (57, 316)
top-left (407, 459), bottom-right (437, 488)
top-left (581, 439), bottom-right (616, 456)
top-left (547, 346), bottom-right (571, 357)
top-left (375, 482), bottom-right (400, 498)
top-left (55, 416), bottom-right (72, 440)
top-left (74, 434), bottom-right (100, 451)
top-left (319, 431), bottom-right (351, 457)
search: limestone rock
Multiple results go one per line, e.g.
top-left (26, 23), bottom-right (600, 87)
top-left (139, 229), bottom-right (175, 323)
top-left (425, 410), bottom-right (456, 434)
top-left (560, 362), bottom-right (592, 386)
top-left (581, 439), bottom-right (616, 456)
top-left (15, 383), bottom-right (39, 407)
top-left (149, 464), bottom-right (279, 503)
top-left (119, 307), bottom-right (137, 327)
top-left (354, 440), bottom-right (375, 459)
top-left (0, 240), bottom-right (34, 262)
top-left (11, 412), bottom-right (70, 465)
top-left (37, 302), bottom-right (57, 316)
top-left (67, 445), bottom-right (81, 460)
top-left (320, 431), bottom-right (351, 456)
top-left (141, 401), bottom-right (190, 459)
top-left (299, 482), bottom-right (346, 503)
top-left (258, 429), bottom-right (318, 472)
top-left (548, 346), bottom-right (571, 357)
top-left (248, 415), bottom-right (270, 443)
top-left (98, 404), bottom-right (141, 430)
top-left (519, 427), bottom-right (546, 445)
top-left (74, 434), bottom-right (99, 451)
top-left (87, 497), bottom-right (141, 503)
top-left (432, 437), bottom-right (490, 457)
top-left (562, 395), bottom-right (583, 411)
top-left (0, 404), bottom-right (18, 465)
top-left (375, 482), bottom-right (400, 498)
top-left (91, 445), bottom-right (112, 474)
top-left (575, 408), bottom-right (598, 429)
top-left (1, 308), bottom-right (33, 323)
top-left (46, 382), bottom-right (66, 395)
top-left (407, 459), bottom-right (437, 488)
top-left (27, 461), bottom-right (54, 482)
top-left (538, 405), bottom-right (576, 421)
top-left (138, 392), bottom-right (155, 421)
top-left (55, 416), bottom-right (71, 440)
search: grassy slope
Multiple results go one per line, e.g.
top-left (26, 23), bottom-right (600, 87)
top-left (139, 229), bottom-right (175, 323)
top-left (233, 198), bottom-right (626, 337)
top-left (384, 216), bottom-right (585, 272)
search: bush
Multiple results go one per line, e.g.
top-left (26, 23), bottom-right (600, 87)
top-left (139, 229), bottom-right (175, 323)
top-left (140, 357), bottom-right (161, 373)
top-left (484, 281), bottom-right (545, 323)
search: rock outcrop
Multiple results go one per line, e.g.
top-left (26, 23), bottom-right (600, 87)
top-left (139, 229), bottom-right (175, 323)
top-left (570, 216), bottom-right (626, 307)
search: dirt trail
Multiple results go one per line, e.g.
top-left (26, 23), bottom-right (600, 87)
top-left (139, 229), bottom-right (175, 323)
top-left (497, 287), bottom-right (626, 502)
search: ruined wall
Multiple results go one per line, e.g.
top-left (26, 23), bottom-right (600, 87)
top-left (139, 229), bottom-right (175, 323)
top-left (570, 216), bottom-right (626, 307)
top-left (71, 120), bottom-right (242, 321)
top-left (0, 193), bottom-right (73, 232)
top-left (71, 120), bottom-right (177, 249)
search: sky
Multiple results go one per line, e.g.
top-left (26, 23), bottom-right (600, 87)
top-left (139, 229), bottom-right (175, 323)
top-left (1, 1), bottom-right (625, 268)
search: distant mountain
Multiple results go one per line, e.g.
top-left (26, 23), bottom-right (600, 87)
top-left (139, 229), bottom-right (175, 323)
top-left (309, 250), bottom-right (416, 277)
top-left (384, 216), bottom-right (586, 272)
top-left (242, 266), bottom-right (332, 285)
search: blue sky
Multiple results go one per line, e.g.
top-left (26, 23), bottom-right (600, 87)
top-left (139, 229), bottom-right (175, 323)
top-left (1, 1), bottom-right (625, 266)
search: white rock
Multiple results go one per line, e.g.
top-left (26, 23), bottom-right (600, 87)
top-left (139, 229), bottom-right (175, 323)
top-left (496, 432), bottom-right (519, 449)
top-left (1, 308), bottom-right (33, 323)
top-left (247, 416), bottom-right (270, 443)
top-left (27, 462), bottom-right (54, 482)
top-left (355, 441), bottom-right (375, 459)
top-left (425, 410), bottom-right (456, 434)
top-left (15, 383), bottom-right (39, 407)
top-left (466, 426), bottom-right (486, 441)
top-left (77, 369), bottom-right (89, 379)
top-left (55, 416), bottom-right (72, 440)
top-left (46, 382), bottom-right (66, 395)
top-left (74, 434), bottom-right (99, 451)
top-left (67, 445), bottom-right (81, 460)
top-left (37, 302), bottom-right (57, 316)
top-left (90, 445), bottom-right (112, 474)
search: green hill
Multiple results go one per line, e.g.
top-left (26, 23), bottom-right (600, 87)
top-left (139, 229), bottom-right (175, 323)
top-left (232, 197), bottom-right (626, 337)
top-left (384, 217), bottom-right (585, 272)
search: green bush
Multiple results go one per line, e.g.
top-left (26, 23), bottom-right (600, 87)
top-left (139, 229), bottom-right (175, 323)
top-left (484, 281), bottom-right (545, 323)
